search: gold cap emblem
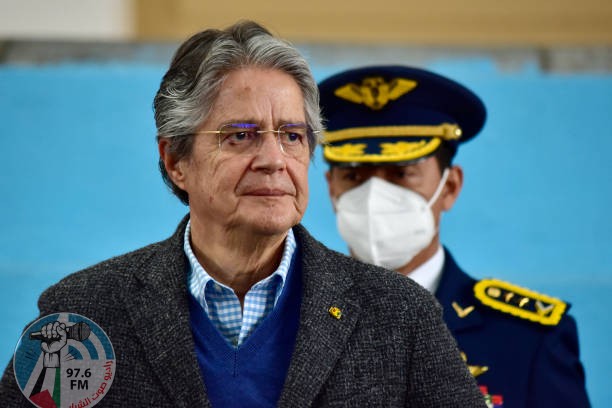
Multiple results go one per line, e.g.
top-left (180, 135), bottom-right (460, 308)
top-left (334, 77), bottom-right (417, 110)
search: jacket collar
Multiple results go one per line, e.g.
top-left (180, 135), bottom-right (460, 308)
top-left (435, 248), bottom-right (483, 333)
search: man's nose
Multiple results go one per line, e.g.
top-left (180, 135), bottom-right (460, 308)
top-left (356, 167), bottom-right (391, 184)
top-left (250, 132), bottom-right (285, 172)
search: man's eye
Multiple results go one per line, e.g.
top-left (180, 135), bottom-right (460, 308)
top-left (283, 132), bottom-right (302, 144)
top-left (225, 131), bottom-right (256, 144)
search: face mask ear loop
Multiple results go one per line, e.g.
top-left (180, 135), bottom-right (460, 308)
top-left (427, 168), bottom-right (450, 208)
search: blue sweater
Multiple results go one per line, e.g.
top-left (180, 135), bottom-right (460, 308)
top-left (189, 254), bottom-right (302, 407)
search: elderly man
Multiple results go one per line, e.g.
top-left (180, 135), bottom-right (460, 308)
top-left (0, 23), bottom-right (485, 407)
top-left (319, 65), bottom-right (590, 407)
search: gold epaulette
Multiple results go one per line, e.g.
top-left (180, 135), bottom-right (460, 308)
top-left (473, 278), bottom-right (567, 326)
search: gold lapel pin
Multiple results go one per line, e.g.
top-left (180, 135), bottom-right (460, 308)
top-left (328, 306), bottom-right (342, 320)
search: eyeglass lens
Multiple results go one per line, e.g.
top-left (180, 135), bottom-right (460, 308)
top-left (218, 123), bottom-right (308, 156)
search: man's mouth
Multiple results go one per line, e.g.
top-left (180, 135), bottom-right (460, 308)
top-left (243, 188), bottom-right (287, 196)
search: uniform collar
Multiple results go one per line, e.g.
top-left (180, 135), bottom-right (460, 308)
top-left (409, 245), bottom-right (445, 293)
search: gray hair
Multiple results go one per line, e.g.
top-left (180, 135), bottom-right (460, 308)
top-left (154, 20), bottom-right (323, 205)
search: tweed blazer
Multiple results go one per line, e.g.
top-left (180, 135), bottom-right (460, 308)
top-left (1, 217), bottom-right (485, 407)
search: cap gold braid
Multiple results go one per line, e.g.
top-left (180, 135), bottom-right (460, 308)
top-left (323, 123), bottom-right (462, 144)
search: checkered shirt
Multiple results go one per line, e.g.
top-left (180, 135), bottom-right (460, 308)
top-left (184, 221), bottom-right (296, 347)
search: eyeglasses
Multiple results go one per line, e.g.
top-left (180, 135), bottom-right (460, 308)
top-left (195, 123), bottom-right (319, 157)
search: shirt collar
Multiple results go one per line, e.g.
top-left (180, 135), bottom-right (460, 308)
top-left (183, 220), bottom-right (296, 307)
top-left (408, 245), bottom-right (445, 293)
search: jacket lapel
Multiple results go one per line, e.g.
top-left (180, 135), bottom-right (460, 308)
top-left (122, 217), bottom-right (210, 408)
top-left (435, 249), bottom-right (483, 333)
top-left (279, 226), bottom-right (361, 408)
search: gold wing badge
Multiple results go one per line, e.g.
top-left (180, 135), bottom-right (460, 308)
top-left (452, 301), bottom-right (475, 318)
top-left (474, 278), bottom-right (567, 326)
top-left (334, 76), bottom-right (417, 110)
top-left (461, 352), bottom-right (489, 378)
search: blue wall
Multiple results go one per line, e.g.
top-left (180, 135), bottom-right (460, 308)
top-left (1, 61), bottom-right (611, 405)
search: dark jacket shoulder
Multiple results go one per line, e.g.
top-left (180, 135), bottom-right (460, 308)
top-left (38, 218), bottom-right (188, 315)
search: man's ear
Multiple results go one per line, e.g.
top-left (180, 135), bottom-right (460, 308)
top-left (440, 165), bottom-right (463, 212)
top-left (158, 139), bottom-right (187, 190)
top-left (325, 169), bottom-right (334, 197)
top-left (325, 168), bottom-right (338, 212)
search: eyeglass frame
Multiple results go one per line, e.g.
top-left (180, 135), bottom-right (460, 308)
top-left (191, 122), bottom-right (321, 157)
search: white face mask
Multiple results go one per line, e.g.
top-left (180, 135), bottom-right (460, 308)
top-left (334, 169), bottom-right (449, 270)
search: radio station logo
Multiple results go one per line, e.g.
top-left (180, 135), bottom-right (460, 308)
top-left (13, 313), bottom-right (115, 408)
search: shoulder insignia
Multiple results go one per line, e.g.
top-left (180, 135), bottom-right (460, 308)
top-left (473, 278), bottom-right (567, 326)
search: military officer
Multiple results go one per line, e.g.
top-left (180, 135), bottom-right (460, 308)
top-left (318, 65), bottom-right (590, 408)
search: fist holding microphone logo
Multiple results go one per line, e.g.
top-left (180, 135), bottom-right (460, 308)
top-left (31, 321), bottom-right (91, 370)
top-left (13, 313), bottom-right (115, 408)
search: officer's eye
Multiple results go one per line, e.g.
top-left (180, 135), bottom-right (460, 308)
top-left (393, 166), bottom-right (418, 180)
top-left (342, 171), bottom-right (361, 182)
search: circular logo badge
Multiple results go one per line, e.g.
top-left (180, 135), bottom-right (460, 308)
top-left (13, 313), bottom-right (116, 408)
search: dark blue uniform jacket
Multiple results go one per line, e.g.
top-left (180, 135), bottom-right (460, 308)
top-left (436, 250), bottom-right (590, 408)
